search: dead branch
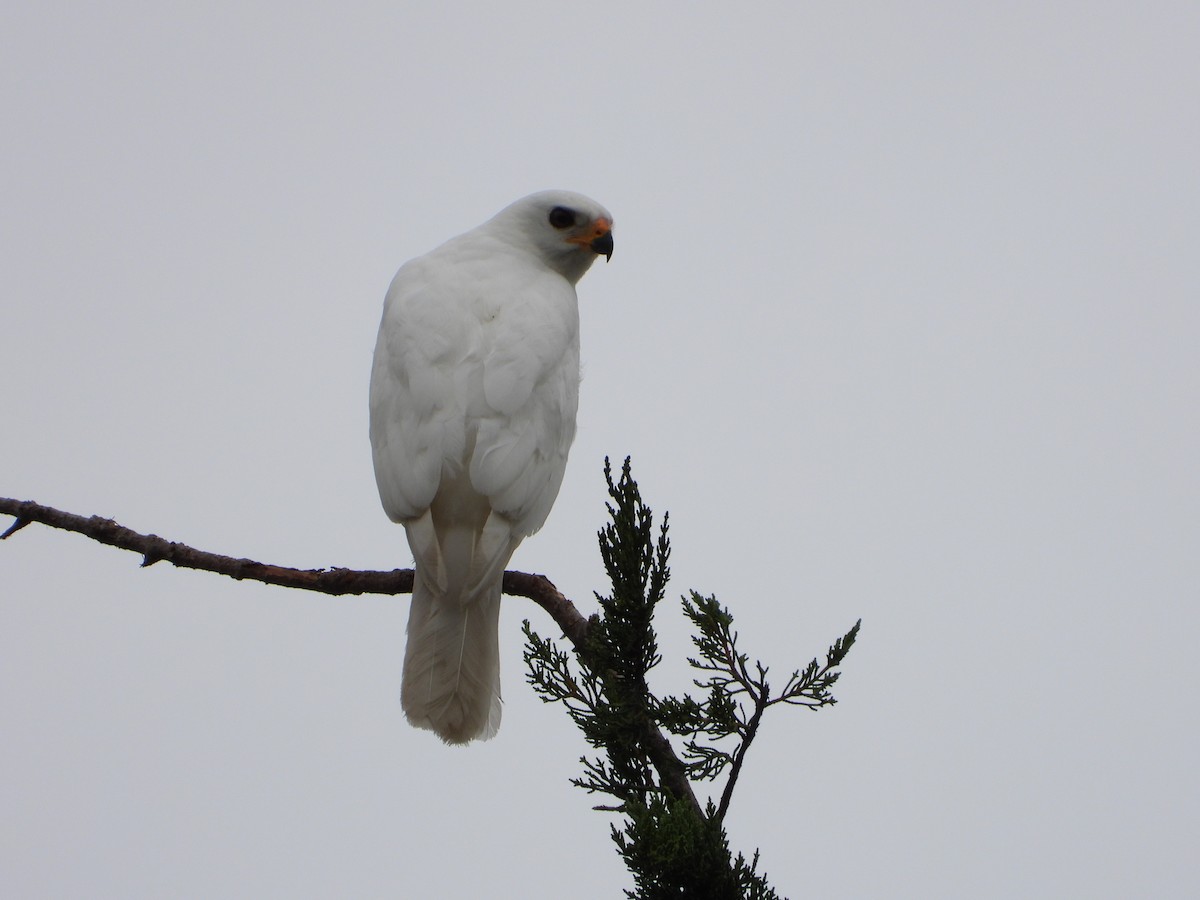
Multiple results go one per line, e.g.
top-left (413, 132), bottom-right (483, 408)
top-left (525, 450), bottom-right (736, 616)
top-left (0, 496), bottom-right (588, 643)
top-left (1, 495), bottom-right (695, 807)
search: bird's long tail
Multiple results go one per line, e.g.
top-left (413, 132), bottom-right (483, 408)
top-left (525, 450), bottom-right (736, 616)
top-left (401, 573), bottom-right (502, 744)
top-left (400, 510), bottom-right (509, 744)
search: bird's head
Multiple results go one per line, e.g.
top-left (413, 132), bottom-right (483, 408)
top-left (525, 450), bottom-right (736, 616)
top-left (490, 190), bottom-right (613, 284)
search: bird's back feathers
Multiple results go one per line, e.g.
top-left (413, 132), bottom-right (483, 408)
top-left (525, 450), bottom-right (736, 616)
top-left (370, 190), bottom-right (611, 743)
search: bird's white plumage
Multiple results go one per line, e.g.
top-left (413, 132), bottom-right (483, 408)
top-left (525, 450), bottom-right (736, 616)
top-left (370, 190), bottom-right (612, 743)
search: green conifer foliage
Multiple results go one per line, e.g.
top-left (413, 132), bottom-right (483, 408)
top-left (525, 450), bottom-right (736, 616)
top-left (524, 458), bottom-right (860, 899)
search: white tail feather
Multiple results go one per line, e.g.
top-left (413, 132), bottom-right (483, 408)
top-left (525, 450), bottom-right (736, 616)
top-left (400, 498), bottom-right (515, 744)
top-left (401, 570), bottom-right (502, 743)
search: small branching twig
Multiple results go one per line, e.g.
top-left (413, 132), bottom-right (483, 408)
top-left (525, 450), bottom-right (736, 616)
top-left (673, 592), bottom-right (862, 821)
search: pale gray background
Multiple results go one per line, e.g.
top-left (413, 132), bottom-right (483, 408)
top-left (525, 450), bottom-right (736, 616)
top-left (2, 2), bottom-right (1197, 897)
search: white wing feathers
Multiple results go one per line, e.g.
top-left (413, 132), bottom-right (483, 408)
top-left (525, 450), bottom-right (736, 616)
top-left (369, 190), bottom-right (611, 744)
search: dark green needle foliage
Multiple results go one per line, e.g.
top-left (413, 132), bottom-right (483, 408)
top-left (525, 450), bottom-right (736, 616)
top-left (524, 458), bottom-right (861, 899)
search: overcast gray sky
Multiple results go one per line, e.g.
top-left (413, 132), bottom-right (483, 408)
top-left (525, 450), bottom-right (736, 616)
top-left (2, 2), bottom-right (1197, 897)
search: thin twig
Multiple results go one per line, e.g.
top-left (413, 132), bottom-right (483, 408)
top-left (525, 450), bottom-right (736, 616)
top-left (717, 691), bottom-right (767, 822)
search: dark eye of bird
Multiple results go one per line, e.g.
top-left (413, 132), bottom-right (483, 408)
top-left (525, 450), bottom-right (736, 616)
top-left (548, 206), bottom-right (576, 229)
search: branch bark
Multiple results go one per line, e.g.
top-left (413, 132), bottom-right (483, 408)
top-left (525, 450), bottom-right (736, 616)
top-left (0, 497), bottom-right (587, 642)
top-left (1, 495), bottom-right (696, 811)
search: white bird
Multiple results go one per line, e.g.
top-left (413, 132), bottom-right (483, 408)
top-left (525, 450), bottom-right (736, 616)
top-left (370, 190), bottom-right (613, 744)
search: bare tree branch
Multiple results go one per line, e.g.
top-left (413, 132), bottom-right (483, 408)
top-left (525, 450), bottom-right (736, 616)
top-left (1, 495), bottom-right (698, 808)
top-left (0, 496), bottom-right (587, 642)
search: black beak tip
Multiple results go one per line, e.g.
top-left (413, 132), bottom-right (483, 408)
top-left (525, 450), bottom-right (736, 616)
top-left (590, 232), bottom-right (614, 262)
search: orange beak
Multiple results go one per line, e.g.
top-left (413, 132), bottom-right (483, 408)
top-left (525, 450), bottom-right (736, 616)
top-left (568, 217), bottom-right (614, 261)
